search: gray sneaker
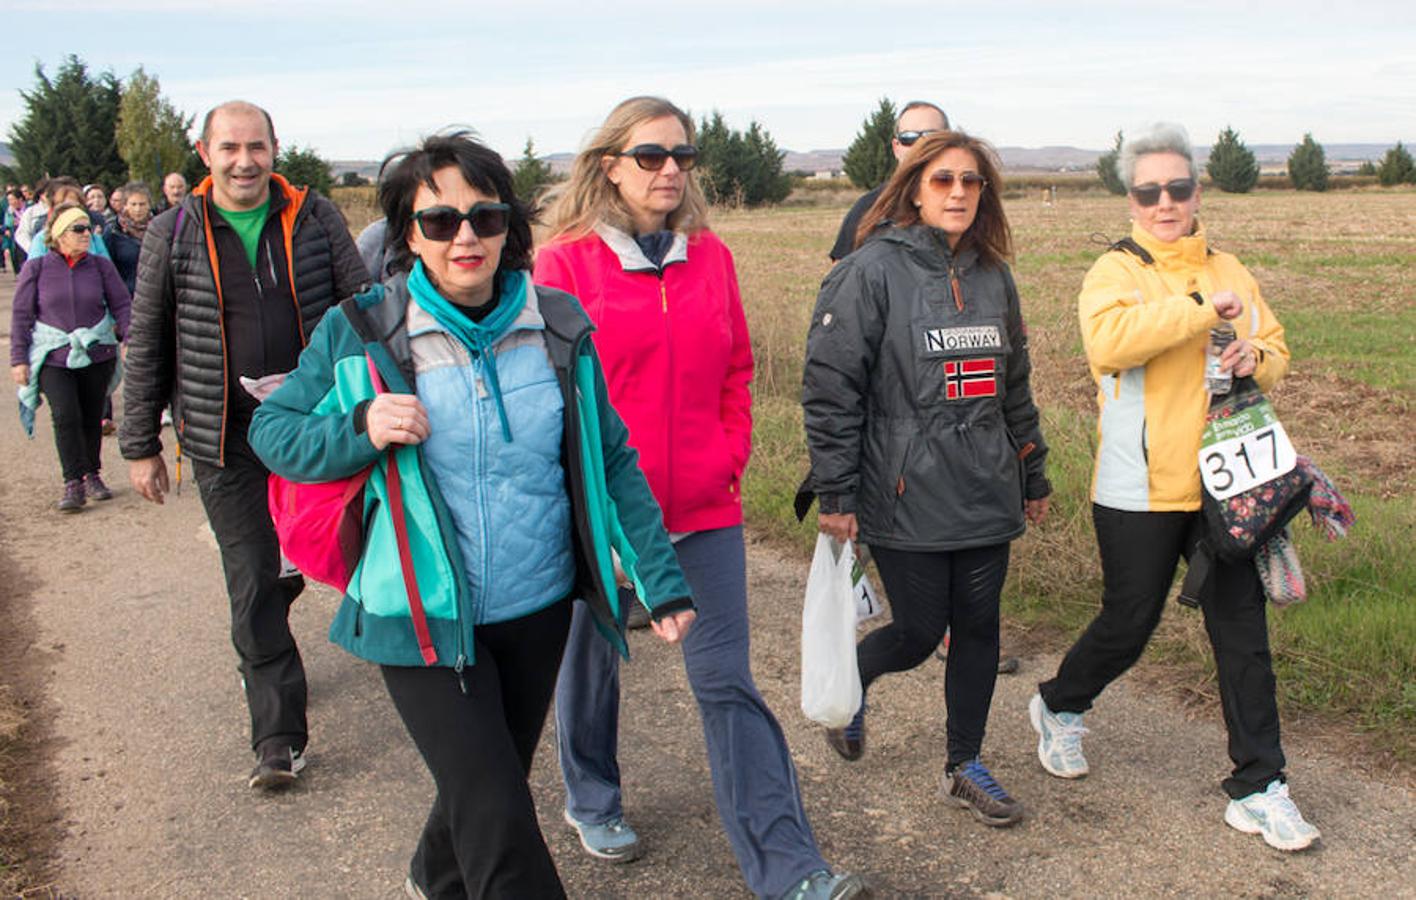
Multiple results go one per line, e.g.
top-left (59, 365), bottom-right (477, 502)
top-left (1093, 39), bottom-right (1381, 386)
top-left (775, 869), bottom-right (870, 900)
top-left (1029, 692), bottom-right (1089, 778)
top-left (563, 809), bottom-right (642, 863)
top-left (945, 759), bottom-right (1024, 827)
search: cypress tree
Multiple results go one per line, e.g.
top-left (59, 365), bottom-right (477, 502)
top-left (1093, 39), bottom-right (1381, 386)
top-left (511, 138), bottom-right (556, 206)
top-left (1376, 141), bottom-right (1415, 186)
top-left (9, 56), bottom-right (126, 186)
top-left (842, 98), bottom-right (897, 190)
top-left (1287, 134), bottom-right (1328, 191)
top-left (1097, 130), bottom-right (1126, 195)
top-left (1207, 126), bottom-right (1260, 193)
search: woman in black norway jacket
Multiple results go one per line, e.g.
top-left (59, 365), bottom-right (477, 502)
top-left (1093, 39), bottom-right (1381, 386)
top-left (802, 131), bottom-right (1049, 828)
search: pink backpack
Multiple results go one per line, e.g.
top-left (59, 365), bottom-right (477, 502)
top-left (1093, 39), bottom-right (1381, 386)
top-left (266, 353), bottom-right (437, 664)
top-left (268, 353), bottom-right (386, 591)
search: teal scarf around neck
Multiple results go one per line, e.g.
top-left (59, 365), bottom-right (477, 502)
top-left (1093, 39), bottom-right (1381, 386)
top-left (407, 260), bottom-right (529, 442)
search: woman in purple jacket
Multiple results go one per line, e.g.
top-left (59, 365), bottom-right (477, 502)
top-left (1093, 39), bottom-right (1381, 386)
top-left (9, 202), bottom-right (131, 511)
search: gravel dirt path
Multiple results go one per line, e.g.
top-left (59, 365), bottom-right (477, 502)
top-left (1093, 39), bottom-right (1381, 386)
top-left (2, 276), bottom-right (1412, 898)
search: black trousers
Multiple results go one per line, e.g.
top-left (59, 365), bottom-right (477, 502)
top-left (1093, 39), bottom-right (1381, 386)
top-left (8, 244), bottom-right (26, 273)
top-left (192, 436), bottom-right (308, 756)
top-left (39, 360), bottom-right (115, 482)
top-left (1039, 505), bottom-right (1286, 799)
top-left (382, 599), bottom-right (572, 900)
top-left (864, 543), bottom-right (1010, 766)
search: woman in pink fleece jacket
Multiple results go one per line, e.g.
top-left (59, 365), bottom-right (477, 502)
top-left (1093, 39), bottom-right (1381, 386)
top-left (534, 97), bottom-right (864, 900)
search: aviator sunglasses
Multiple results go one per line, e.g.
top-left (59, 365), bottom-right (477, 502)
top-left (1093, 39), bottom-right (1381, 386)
top-left (67, 223), bottom-right (92, 235)
top-left (1129, 178), bottom-right (1196, 207)
top-left (412, 202), bottom-right (511, 241)
top-left (928, 170), bottom-right (988, 191)
top-left (614, 143), bottom-right (699, 172)
top-left (895, 129), bottom-right (941, 147)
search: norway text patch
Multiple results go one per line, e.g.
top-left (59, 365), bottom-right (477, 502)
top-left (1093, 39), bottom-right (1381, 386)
top-left (923, 325), bottom-right (1002, 354)
top-left (943, 358), bottom-right (998, 400)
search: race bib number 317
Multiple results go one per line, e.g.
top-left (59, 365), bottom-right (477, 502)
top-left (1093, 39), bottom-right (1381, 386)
top-left (1199, 399), bottom-right (1297, 500)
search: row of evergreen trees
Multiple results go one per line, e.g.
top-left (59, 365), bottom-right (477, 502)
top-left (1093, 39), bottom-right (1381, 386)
top-left (5, 56), bottom-right (339, 196)
top-left (9, 62), bottom-right (1412, 206)
top-left (1096, 126), bottom-right (1416, 193)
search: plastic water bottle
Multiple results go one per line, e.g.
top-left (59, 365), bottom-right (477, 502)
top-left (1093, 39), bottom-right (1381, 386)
top-left (1205, 322), bottom-right (1236, 395)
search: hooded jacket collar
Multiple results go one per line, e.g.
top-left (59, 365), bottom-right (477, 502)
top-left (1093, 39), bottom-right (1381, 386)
top-left (1129, 219), bottom-right (1210, 270)
top-left (876, 223), bottom-right (980, 272)
top-left (594, 221), bottom-right (689, 273)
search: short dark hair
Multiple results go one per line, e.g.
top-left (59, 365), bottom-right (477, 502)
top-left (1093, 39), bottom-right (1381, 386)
top-left (377, 131), bottom-right (533, 276)
top-left (896, 101), bottom-right (949, 132)
top-left (200, 100), bottom-right (276, 145)
top-left (123, 181), bottom-right (153, 201)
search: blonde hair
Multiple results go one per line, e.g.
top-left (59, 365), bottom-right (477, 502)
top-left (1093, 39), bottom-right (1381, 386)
top-left (542, 96), bottom-right (710, 240)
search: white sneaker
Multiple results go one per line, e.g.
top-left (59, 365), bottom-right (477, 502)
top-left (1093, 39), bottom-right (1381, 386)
top-left (1029, 693), bottom-right (1089, 778)
top-left (1225, 780), bottom-right (1320, 851)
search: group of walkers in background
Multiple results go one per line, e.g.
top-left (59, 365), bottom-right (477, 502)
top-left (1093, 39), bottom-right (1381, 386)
top-left (5, 90), bottom-right (1321, 899)
top-left (3, 167), bottom-right (189, 509)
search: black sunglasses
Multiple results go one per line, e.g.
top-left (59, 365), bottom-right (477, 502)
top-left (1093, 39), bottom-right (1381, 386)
top-left (928, 171), bottom-right (988, 191)
top-left (412, 202), bottom-right (511, 241)
top-left (614, 143), bottom-right (698, 172)
top-left (1129, 178), bottom-right (1197, 207)
top-left (68, 223), bottom-right (92, 235)
top-left (896, 130), bottom-right (941, 147)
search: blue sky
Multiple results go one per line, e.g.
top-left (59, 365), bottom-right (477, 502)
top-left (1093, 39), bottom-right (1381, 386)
top-left (4, 1), bottom-right (1413, 161)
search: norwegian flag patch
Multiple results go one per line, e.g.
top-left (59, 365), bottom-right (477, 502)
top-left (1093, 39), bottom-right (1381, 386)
top-left (943, 358), bottom-right (997, 400)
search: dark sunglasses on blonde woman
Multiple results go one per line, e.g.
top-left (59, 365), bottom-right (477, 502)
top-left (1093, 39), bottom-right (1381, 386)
top-left (1129, 178), bottom-right (1197, 207)
top-left (614, 143), bottom-right (699, 172)
top-left (928, 171), bottom-right (987, 191)
top-left (412, 202), bottom-right (511, 241)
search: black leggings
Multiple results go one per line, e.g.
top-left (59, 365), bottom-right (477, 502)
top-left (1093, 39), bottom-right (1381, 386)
top-left (382, 599), bottom-right (572, 900)
top-left (1039, 505), bottom-right (1285, 798)
top-left (861, 543), bottom-right (1010, 766)
top-left (39, 360), bottom-right (115, 482)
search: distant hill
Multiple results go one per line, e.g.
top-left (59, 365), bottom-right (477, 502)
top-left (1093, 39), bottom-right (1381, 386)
top-left (0, 141), bottom-right (13, 167)
top-left (786, 143), bottom-right (1401, 175)
top-left (328, 142), bottom-right (1405, 184)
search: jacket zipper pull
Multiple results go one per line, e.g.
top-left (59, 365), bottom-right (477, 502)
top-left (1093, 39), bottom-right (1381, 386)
top-left (660, 279), bottom-right (668, 313)
top-left (454, 654), bottom-right (468, 695)
top-left (950, 266), bottom-right (964, 312)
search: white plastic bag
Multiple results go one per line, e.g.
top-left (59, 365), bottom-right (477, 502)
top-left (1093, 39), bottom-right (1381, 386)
top-left (801, 534), bottom-right (863, 727)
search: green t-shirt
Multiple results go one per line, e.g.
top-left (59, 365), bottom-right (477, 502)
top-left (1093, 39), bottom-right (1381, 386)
top-left (215, 198), bottom-right (271, 269)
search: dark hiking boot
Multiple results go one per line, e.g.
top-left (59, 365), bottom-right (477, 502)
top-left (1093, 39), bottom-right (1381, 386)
top-left (83, 471), bottom-right (113, 501)
top-left (58, 480), bottom-right (86, 512)
top-left (248, 746), bottom-right (306, 790)
top-left (825, 703), bottom-right (866, 761)
top-left (945, 758), bottom-right (1024, 827)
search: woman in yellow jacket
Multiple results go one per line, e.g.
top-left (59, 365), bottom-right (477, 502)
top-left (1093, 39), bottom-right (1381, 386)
top-left (1028, 123), bottom-right (1320, 852)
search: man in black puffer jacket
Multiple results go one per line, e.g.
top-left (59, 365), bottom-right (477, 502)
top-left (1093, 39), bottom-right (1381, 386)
top-left (119, 100), bottom-right (369, 791)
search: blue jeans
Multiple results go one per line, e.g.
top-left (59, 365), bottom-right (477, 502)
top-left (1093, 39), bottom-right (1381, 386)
top-left (554, 525), bottom-right (826, 898)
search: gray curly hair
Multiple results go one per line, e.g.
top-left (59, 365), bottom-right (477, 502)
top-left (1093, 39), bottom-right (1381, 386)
top-left (1118, 123), bottom-right (1199, 186)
